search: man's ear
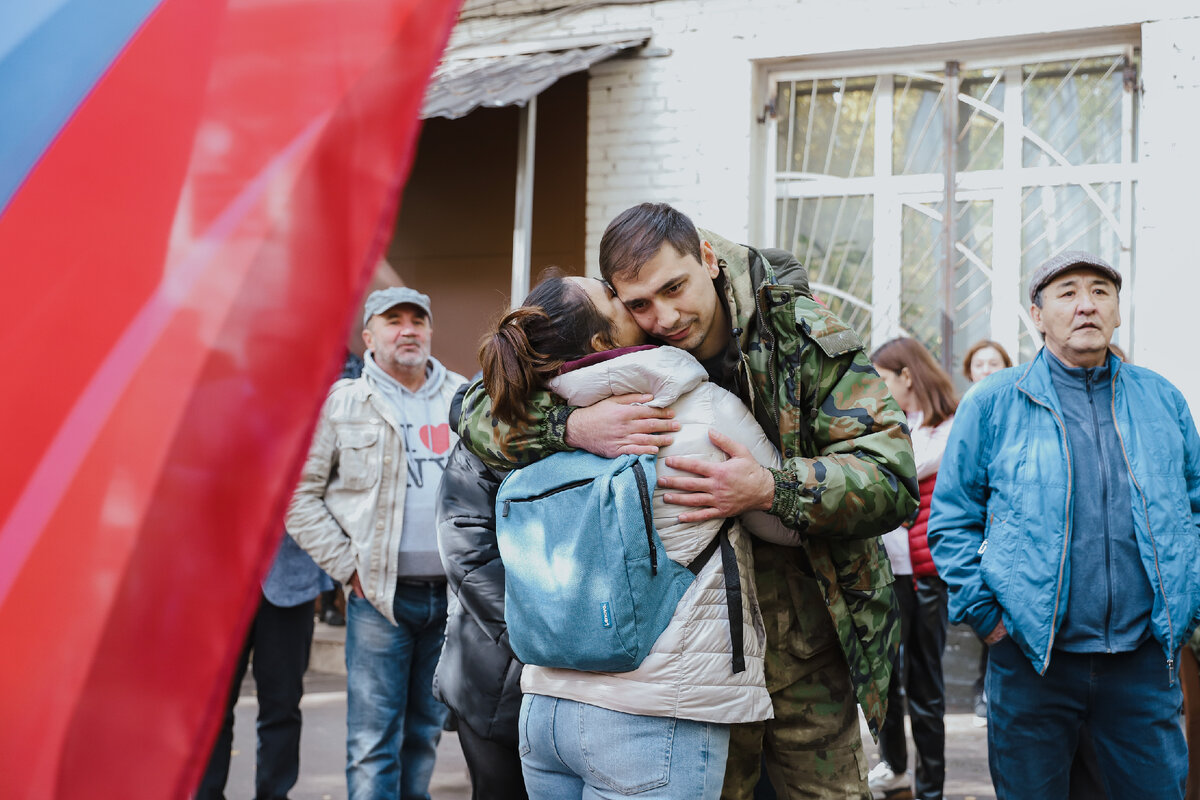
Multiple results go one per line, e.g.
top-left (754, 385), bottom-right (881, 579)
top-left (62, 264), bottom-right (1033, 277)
top-left (589, 331), bottom-right (611, 353)
top-left (361, 327), bottom-right (374, 351)
top-left (1030, 304), bottom-right (1044, 335)
top-left (700, 240), bottom-right (719, 279)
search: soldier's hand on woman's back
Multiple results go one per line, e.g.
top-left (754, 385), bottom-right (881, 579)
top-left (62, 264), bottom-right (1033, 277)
top-left (564, 393), bottom-right (678, 457)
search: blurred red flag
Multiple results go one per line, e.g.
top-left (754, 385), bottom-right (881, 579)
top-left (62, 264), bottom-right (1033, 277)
top-left (0, 0), bottom-right (460, 796)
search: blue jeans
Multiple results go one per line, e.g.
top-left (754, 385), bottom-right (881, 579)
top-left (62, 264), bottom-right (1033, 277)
top-left (345, 582), bottom-right (449, 800)
top-left (987, 635), bottom-right (1186, 799)
top-left (518, 694), bottom-right (729, 799)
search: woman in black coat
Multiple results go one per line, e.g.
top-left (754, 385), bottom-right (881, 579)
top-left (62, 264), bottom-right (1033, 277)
top-left (433, 389), bottom-right (527, 800)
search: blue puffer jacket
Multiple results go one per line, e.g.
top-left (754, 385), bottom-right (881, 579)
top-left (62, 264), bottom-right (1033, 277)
top-left (928, 348), bottom-right (1200, 676)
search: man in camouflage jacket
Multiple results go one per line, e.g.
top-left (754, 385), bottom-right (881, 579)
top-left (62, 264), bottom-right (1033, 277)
top-left (456, 203), bottom-right (918, 798)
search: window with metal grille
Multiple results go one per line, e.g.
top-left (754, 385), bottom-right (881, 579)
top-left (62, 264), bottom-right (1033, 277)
top-left (761, 45), bottom-right (1137, 378)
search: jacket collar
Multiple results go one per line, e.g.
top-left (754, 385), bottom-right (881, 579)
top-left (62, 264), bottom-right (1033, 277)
top-left (558, 344), bottom-right (657, 374)
top-left (1015, 347), bottom-right (1124, 411)
top-left (697, 227), bottom-right (758, 353)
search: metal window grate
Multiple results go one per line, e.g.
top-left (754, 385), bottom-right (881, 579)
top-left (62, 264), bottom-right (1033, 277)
top-left (763, 50), bottom-right (1137, 378)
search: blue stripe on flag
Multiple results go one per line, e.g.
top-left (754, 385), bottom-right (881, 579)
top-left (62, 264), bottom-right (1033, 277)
top-left (0, 0), bottom-right (164, 215)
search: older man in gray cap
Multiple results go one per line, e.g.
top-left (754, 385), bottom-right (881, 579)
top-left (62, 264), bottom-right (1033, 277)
top-left (288, 287), bottom-right (466, 800)
top-left (927, 251), bottom-right (1200, 798)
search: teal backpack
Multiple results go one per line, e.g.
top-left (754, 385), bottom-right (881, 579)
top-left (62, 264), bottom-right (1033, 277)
top-left (496, 450), bottom-right (742, 673)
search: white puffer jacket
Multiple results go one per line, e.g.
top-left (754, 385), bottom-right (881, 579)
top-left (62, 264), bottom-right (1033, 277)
top-left (520, 346), bottom-right (793, 724)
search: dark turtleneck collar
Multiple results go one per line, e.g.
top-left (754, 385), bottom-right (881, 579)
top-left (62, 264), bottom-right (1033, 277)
top-left (1044, 347), bottom-right (1112, 385)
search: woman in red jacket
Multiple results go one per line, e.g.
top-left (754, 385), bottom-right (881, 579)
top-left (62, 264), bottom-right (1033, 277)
top-left (867, 337), bottom-right (958, 800)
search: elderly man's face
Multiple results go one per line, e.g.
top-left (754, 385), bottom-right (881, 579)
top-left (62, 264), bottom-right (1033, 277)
top-left (1031, 268), bottom-right (1120, 368)
top-left (362, 304), bottom-right (431, 376)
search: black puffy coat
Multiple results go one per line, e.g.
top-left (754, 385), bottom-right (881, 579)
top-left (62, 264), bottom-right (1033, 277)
top-left (431, 437), bottom-right (523, 746)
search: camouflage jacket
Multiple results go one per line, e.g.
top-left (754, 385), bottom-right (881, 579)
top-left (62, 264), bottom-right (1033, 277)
top-left (455, 230), bottom-right (918, 734)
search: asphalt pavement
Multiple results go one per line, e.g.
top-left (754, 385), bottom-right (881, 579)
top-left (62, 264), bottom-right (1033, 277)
top-left (222, 624), bottom-right (996, 799)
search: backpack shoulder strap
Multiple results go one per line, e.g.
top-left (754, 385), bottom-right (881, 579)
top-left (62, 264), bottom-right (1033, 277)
top-left (685, 518), bottom-right (745, 674)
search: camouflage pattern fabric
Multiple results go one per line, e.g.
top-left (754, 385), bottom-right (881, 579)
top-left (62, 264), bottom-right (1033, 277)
top-left (455, 382), bottom-right (572, 468)
top-left (455, 229), bottom-right (917, 739)
top-left (722, 640), bottom-right (870, 800)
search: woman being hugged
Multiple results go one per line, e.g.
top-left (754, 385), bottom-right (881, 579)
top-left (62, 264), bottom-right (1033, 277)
top-left (480, 270), bottom-right (791, 800)
top-left (867, 337), bottom-right (958, 800)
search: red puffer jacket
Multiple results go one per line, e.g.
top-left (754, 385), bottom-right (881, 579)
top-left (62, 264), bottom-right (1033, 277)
top-left (907, 473), bottom-right (939, 578)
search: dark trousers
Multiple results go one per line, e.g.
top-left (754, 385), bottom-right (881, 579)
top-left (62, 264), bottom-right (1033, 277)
top-left (198, 594), bottom-right (315, 800)
top-left (1069, 726), bottom-right (1107, 800)
top-left (456, 721), bottom-right (528, 800)
top-left (879, 575), bottom-right (948, 800)
top-left (987, 636), bottom-right (1186, 800)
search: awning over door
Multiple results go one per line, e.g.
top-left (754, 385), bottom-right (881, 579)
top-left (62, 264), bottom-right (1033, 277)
top-left (422, 30), bottom-right (652, 120)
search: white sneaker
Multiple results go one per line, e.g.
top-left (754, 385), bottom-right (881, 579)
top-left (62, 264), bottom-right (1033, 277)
top-left (867, 761), bottom-right (911, 799)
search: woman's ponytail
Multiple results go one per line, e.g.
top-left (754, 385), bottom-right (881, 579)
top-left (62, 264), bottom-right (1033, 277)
top-left (478, 270), bottom-right (617, 425)
top-left (479, 306), bottom-right (565, 426)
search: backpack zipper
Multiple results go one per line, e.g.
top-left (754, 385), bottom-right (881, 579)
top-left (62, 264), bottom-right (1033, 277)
top-left (501, 478), bottom-right (592, 517)
top-left (632, 460), bottom-right (658, 575)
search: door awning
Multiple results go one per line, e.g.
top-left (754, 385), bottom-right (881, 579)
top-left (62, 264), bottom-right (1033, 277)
top-left (422, 30), bottom-right (652, 120)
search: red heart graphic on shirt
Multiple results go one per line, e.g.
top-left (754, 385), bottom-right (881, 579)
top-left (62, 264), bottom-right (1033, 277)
top-left (419, 423), bottom-right (451, 454)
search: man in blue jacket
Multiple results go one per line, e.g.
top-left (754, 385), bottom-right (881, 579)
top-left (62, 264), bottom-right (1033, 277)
top-left (928, 251), bottom-right (1200, 799)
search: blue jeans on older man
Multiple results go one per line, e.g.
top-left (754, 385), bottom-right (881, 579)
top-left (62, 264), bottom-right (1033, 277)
top-left (986, 635), bottom-right (1186, 799)
top-left (345, 582), bottom-right (449, 800)
top-left (518, 694), bottom-right (729, 800)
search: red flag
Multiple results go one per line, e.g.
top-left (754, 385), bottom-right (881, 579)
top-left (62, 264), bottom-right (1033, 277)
top-left (0, 0), bottom-right (460, 795)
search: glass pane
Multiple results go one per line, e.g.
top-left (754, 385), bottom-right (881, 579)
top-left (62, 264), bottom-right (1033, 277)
top-left (899, 199), bottom-right (992, 368)
top-left (774, 81), bottom-right (794, 173)
top-left (1018, 182), bottom-right (1124, 360)
top-left (778, 77), bottom-right (877, 178)
top-left (894, 73), bottom-right (946, 176)
top-left (958, 69), bottom-right (1005, 172)
top-left (777, 195), bottom-right (874, 341)
top-left (901, 200), bottom-right (946, 356)
top-left (950, 200), bottom-right (995, 382)
top-left (1023, 56), bottom-right (1125, 168)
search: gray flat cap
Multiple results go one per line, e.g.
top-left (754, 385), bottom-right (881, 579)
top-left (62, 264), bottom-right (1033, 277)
top-left (1029, 251), bottom-right (1122, 304)
top-left (362, 287), bottom-right (432, 326)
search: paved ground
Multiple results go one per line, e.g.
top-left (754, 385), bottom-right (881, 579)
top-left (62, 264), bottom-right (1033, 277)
top-left (224, 670), bottom-right (471, 800)
top-left (223, 624), bottom-right (996, 799)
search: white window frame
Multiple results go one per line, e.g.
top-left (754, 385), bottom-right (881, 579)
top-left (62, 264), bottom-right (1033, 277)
top-left (757, 33), bottom-right (1139, 361)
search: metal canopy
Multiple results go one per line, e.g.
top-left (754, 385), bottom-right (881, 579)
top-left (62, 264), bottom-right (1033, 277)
top-left (422, 30), bottom-right (651, 120)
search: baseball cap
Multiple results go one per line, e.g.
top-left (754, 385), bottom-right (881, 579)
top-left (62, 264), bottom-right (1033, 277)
top-left (362, 287), bottom-right (432, 326)
top-left (1028, 251), bottom-right (1122, 304)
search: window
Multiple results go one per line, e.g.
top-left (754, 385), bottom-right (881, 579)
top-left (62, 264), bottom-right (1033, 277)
top-left (762, 45), bottom-right (1137, 374)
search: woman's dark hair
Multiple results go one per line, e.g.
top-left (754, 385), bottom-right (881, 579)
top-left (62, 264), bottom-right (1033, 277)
top-left (871, 337), bottom-right (959, 428)
top-left (479, 269), bottom-right (617, 426)
top-left (960, 339), bottom-right (1013, 381)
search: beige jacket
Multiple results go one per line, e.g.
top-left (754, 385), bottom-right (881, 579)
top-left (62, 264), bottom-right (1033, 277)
top-left (286, 361), bottom-right (465, 623)
top-left (521, 346), bottom-right (792, 724)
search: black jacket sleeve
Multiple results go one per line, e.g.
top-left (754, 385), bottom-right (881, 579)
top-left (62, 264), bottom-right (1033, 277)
top-left (436, 440), bottom-right (510, 646)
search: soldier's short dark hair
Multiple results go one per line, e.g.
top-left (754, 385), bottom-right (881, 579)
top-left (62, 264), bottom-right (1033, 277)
top-left (599, 203), bottom-right (703, 282)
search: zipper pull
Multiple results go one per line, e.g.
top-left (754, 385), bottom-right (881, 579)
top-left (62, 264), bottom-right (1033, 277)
top-left (1168, 655), bottom-right (1176, 686)
top-left (501, 500), bottom-right (510, 518)
top-left (978, 539), bottom-right (988, 555)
